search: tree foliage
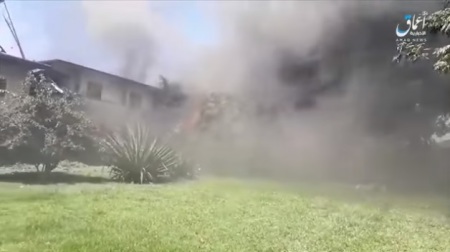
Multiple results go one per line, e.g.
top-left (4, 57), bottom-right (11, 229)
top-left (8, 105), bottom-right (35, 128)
top-left (0, 72), bottom-right (97, 172)
top-left (394, 2), bottom-right (450, 74)
top-left (392, 2), bottom-right (450, 144)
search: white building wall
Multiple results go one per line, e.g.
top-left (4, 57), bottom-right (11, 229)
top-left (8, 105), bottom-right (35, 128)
top-left (1, 59), bottom-right (186, 135)
top-left (46, 61), bottom-right (184, 134)
top-left (0, 62), bottom-right (34, 93)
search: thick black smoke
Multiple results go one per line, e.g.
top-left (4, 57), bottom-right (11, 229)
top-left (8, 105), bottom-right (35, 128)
top-left (183, 1), bottom-right (450, 192)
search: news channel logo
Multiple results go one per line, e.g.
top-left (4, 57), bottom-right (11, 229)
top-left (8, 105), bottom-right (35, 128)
top-left (395, 12), bottom-right (428, 43)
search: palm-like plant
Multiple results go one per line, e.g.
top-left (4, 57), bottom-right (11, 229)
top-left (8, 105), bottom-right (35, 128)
top-left (101, 124), bottom-right (181, 183)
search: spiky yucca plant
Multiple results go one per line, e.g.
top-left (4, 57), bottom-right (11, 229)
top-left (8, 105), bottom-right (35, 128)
top-left (101, 124), bottom-right (180, 184)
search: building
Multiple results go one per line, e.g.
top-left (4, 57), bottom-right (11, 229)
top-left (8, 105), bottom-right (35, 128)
top-left (40, 59), bottom-right (163, 128)
top-left (0, 53), bottom-right (184, 133)
top-left (0, 53), bottom-right (67, 94)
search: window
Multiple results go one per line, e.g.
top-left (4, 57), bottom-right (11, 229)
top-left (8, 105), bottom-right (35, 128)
top-left (74, 81), bottom-right (81, 93)
top-left (86, 82), bottom-right (102, 100)
top-left (129, 92), bottom-right (142, 109)
top-left (73, 71), bottom-right (81, 93)
top-left (0, 77), bottom-right (6, 98)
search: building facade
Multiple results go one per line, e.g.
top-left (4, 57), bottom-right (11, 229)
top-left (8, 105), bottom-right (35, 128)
top-left (0, 53), bottom-right (67, 94)
top-left (40, 59), bottom-right (163, 128)
top-left (1, 54), bottom-right (185, 134)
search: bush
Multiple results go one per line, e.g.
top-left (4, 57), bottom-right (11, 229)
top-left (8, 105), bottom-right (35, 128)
top-left (101, 123), bottom-right (198, 183)
top-left (170, 154), bottom-right (201, 180)
top-left (0, 72), bottom-right (97, 172)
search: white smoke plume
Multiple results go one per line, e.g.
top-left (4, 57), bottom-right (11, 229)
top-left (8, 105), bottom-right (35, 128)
top-left (80, 1), bottom-right (193, 83)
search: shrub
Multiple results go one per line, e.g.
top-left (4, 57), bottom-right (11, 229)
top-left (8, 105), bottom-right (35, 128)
top-left (170, 154), bottom-right (201, 180)
top-left (101, 123), bottom-right (197, 183)
top-left (0, 72), bottom-right (97, 172)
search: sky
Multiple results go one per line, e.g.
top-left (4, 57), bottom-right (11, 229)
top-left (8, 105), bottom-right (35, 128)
top-left (0, 0), bottom-right (217, 82)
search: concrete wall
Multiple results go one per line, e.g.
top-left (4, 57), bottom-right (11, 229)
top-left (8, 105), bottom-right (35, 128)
top-left (42, 61), bottom-right (82, 93)
top-left (0, 61), bottom-right (36, 93)
top-left (48, 61), bottom-right (154, 107)
top-left (47, 61), bottom-right (185, 134)
top-left (0, 58), bottom-right (186, 135)
top-left (0, 58), bottom-right (70, 94)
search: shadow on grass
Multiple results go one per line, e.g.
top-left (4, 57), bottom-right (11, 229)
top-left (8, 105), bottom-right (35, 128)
top-left (0, 171), bottom-right (112, 185)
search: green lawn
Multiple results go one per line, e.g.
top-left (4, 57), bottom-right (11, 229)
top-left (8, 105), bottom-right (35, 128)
top-left (0, 177), bottom-right (449, 252)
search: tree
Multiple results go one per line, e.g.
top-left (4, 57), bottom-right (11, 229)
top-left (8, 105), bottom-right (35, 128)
top-left (392, 2), bottom-right (450, 143)
top-left (0, 71), bottom-right (97, 173)
top-left (394, 1), bottom-right (450, 74)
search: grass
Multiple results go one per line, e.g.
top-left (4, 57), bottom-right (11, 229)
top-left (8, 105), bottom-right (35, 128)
top-left (0, 174), bottom-right (450, 251)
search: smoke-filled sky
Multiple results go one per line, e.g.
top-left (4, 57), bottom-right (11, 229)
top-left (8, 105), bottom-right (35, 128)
top-left (2, 0), bottom-right (449, 186)
top-left (0, 0), bottom-right (217, 84)
top-left (0, 0), bottom-right (443, 92)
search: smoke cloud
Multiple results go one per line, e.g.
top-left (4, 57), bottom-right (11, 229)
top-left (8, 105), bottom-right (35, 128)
top-left (80, 1), bottom-right (192, 83)
top-left (37, 0), bottom-right (447, 189)
top-left (179, 1), bottom-right (448, 189)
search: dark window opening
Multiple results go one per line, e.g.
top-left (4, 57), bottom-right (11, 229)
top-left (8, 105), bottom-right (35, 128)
top-left (74, 82), bottom-right (81, 93)
top-left (73, 70), bottom-right (82, 93)
top-left (0, 77), bottom-right (6, 98)
top-left (129, 92), bottom-right (142, 109)
top-left (86, 82), bottom-right (102, 100)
